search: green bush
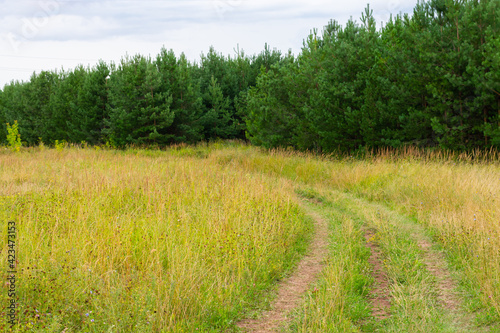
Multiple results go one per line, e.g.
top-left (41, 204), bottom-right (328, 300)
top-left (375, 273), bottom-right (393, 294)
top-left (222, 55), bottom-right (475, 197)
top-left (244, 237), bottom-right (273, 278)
top-left (6, 121), bottom-right (22, 152)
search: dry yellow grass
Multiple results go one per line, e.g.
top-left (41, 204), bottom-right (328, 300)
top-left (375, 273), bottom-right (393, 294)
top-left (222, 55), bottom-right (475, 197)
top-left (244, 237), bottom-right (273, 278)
top-left (0, 147), bottom-right (311, 332)
top-left (211, 145), bottom-right (500, 323)
top-left (1, 143), bottom-right (498, 331)
top-left (324, 157), bottom-right (500, 320)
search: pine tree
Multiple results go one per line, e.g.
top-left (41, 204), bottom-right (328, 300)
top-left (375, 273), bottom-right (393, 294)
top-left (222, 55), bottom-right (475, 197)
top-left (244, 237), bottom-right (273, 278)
top-left (201, 76), bottom-right (236, 139)
top-left (49, 66), bottom-right (87, 143)
top-left (198, 47), bottom-right (241, 139)
top-left (245, 59), bottom-right (301, 148)
top-left (69, 61), bottom-right (110, 144)
top-left (1, 82), bottom-right (32, 143)
top-left (28, 71), bottom-right (60, 144)
top-left (155, 48), bottom-right (203, 143)
top-left (106, 55), bottom-right (174, 146)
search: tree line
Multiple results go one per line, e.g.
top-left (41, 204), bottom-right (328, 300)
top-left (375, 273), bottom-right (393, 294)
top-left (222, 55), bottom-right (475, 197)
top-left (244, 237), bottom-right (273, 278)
top-left (0, 45), bottom-right (283, 147)
top-left (1, 0), bottom-right (499, 151)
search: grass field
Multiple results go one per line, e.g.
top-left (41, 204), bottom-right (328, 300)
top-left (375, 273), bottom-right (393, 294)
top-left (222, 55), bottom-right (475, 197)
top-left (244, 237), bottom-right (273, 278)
top-left (1, 142), bottom-right (499, 332)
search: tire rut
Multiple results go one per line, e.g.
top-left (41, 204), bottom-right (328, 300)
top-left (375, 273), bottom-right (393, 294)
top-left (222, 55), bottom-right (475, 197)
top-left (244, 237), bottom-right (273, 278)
top-left (332, 192), bottom-right (480, 331)
top-left (364, 230), bottom-right (391, 320)
top-left (416, 237), bottom-right (486, 331)
top-left (355, 195), bottom-right (481, 332)
top-left (236, 203), bottom-right (329, 332)
top-left (417, 238), bottom-right (461, 311)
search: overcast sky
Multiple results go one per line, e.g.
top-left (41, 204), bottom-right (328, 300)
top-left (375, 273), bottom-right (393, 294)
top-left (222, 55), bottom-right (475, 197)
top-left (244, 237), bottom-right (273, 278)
top-left (0, 0), bottom-right (418, 88)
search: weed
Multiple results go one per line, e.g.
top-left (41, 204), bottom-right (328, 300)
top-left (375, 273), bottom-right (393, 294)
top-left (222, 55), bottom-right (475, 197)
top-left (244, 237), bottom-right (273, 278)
top-left (6, 120), bottom-right (22, 152)
top-left (54, 140), bottom-right (67, 152)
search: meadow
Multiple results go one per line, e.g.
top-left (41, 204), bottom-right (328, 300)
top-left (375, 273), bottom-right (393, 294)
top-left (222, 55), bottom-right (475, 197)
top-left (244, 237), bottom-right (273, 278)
top-left (1, 142), bottom-right (499, 332)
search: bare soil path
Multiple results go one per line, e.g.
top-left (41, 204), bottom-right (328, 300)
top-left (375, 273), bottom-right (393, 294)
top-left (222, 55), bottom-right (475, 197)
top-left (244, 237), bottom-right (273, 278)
top-left (238, 190), bottom-right (488, 332)
top-left (330, 192), bottom-right (484, 331)
top-left (417, 238), bottom-right (461, 311)
top-left (415, 236), bottom-right (489, 332)
top-left (354, 195), bottom-right (483, 332)
top-left (236, 204), bottom-right (329, 332)
top-left (364, 230), bottom-right (391, 320)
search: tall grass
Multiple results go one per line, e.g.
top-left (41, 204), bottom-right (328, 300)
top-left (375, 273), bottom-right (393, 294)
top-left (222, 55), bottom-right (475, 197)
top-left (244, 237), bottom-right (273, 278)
top-left (211, 144), bottom-right (500, 324)
top-left (331, 156), bottom-right (500, 323)
top-left (1, 142), bottom-right (498, 331)
top-left (0, 147), bottom-right (311, 332)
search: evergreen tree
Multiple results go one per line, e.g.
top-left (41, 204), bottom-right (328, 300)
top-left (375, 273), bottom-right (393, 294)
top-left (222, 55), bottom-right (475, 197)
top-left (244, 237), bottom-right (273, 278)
top-left (201, 76), bottom-right (236, 139)
top-left (198, 47), bottom-right (243, 138)
top-left (245, 58), bottom-right (302, 148)
top-left (0, 0), bottom-right (498, 150)
top-left (1, 82), bottom-right (30, 143)
top-left (48, 66), bottom-right (87, 143)
top-left (106, 55), bottom-right (174, 146)
top-left (297, 16), bottom-right (378, 152)
top-left (69, 61), bottom-right (110, 144)
top-left (466, 0), bottom-right (500, 147)
top-left (28, 71), bottom-right (60, 144)
top-left (1, 73), bottom-right (58, 145)
top-left (155, 48), bottom-right (203, 143)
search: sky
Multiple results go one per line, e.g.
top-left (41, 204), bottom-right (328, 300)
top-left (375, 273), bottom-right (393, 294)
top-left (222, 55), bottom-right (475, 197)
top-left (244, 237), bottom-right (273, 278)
top-left (0, 0), bottom-right (419, 88)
